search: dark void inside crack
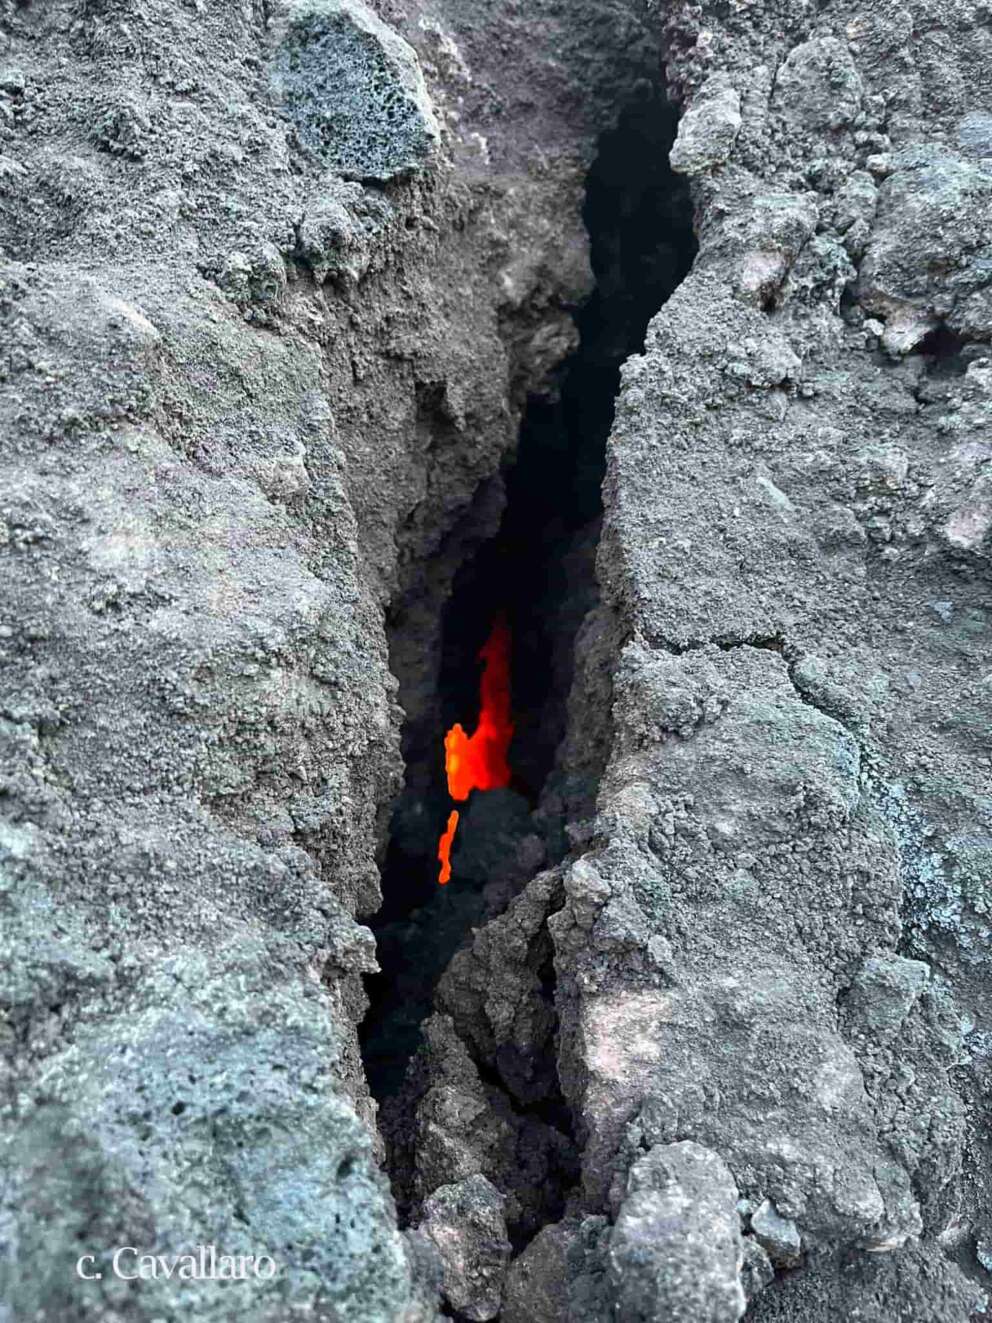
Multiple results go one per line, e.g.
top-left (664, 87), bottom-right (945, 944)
top-left (361, 87), bottom-right (697, 1104)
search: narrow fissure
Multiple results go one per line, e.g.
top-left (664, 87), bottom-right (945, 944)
top-left (361, 80), bottom-right (696, 1148)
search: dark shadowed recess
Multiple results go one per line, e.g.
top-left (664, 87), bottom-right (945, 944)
top-left (361, 83), bottom-right (697, 1102)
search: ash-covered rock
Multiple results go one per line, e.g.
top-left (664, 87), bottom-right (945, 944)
top-left (401, 1), bottom-right (992, 1321)
top-left (567, 0), bottom-right (992, 1314)
top-left (0, 0), bottom-right (661, 1318)
top-left (858, 145), bottom-right (992, 351)
top-left (401, 1014), bottom-right (577, 1243)
top-left (669, 73), bottom-right (742, 177)
top-left (436, 866), bottom-right (562, 1105)
top-left (3, 0), bottom-right (992, 1318)
top-left (749, 1199), bottom-right (802, 1269)
top-left (606, 1141), bottom-right (746, 1323)
top-left (420, 1173), bottom-right (511, 1321)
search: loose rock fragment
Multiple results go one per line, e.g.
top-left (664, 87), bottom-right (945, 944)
top-left (750, 1199), bottom-right (802, 1267)
top-left (606, 1142), bottom-right (746, 1323)
top-left (420, 1175), bottom-right (511, 1322)
top-left (670, 75), bottom-right (742, 175)
top-left (501, 1220), bottom-right (574, 1323)
top-left (740, 1236), bottom-right (775, 1301)
top-left (270, 0), bottom-right (440, 180)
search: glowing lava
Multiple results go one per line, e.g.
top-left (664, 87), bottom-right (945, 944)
top-left (444, 617), bottom-right (513, 800)
top-left (437, 810), bottom-right (459, 886)
top-left (436, 615), bottom-right (513, 883)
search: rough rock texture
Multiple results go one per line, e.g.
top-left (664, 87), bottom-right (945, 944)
top-left (606, 1141), bottom-right (745, 1322)
top-left (0, 0), bottom-right (661, 1319)
top-left (394, 1012), bottom-right (576, 1245)
top-left (408, 2), bottom-right (992, 1322)
top-left (269, 0), bottom-right (440, 181)
top-left (420, 1174), bottom-right (511, 1321)
top-left (2, 0), bottom-right (992, 1321)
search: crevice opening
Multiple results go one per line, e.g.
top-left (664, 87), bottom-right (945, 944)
top-left (360, 81), bottom-right (696, 1105)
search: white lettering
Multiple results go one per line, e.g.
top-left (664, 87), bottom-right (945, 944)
top-left (101, 1244), bottom-right (279, 1282)
top-left (112, 1248), bottom-right (139, 1280)
top-left (75, 1254), bottom-right (101, 1280)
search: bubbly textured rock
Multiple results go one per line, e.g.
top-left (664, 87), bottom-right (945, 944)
top-left (270, 0), bottom-right (440, 180)
top-left (740, 1237), bottom-right (776, 1302)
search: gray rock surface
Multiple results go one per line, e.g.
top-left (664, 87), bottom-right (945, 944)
top-left (500, 1220), bottom-right (574, 1323)
top-left (269, 0), bottom-right (440, 181)
top-left (409, 0), bottom-right (992, 1320)
top-left (750, 1199), bottom-right (802, 1268)
top-left (2, 0), bottom-right (992, 1319)
top-left (740, 1235), bottom-right (775, 1302)
top-left (858, 145), bottom-right (992, 351)
top-left (542, 0), bottom-right (991, 1313)
top-left (670, 74), bottom-right (742, 177)
top-left (0, 0), bottom-right (655, 1318)
top-left (420, 1174), bottom-right (510, 1321)
top-left (606, 1141), bottom-right (745, 1322)
top-left (406, 1014), bottom-right (575, 1241)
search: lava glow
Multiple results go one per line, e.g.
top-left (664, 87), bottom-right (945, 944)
top-left (436, 615), bottom-right (513, 884)
top-left (437, 810), bottom-right (459, 886)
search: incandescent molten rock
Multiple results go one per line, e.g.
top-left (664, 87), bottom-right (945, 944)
top-left (6, 0), bottom-right (992, 1316)
top-left (0, 0), bottom-right (630, 1315)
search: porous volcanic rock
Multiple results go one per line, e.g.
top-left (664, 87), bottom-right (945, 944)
top-left (0, 0), bottom-right (665, 1318)
top-left (415, 1), bottom-right (992, 1320)
top-left (2, 0), bottom-right (991, 1320)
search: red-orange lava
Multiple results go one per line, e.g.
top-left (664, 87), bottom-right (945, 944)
top-left (436, 615), bottom-right (514, 883)
top-left (437, 810), bottom-right (459, 886)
